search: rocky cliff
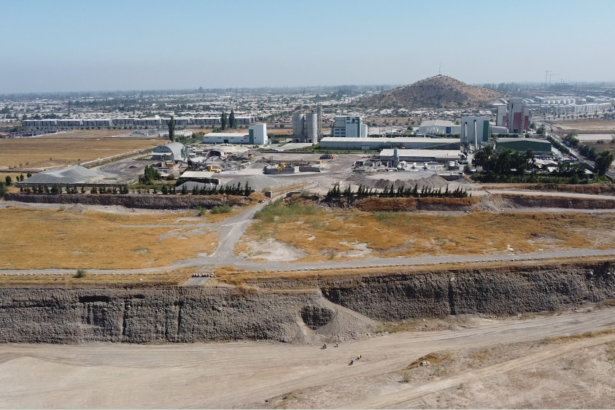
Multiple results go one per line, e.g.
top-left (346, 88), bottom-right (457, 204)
top-left (1, 261), bottom-right (613, 344)
top-left (4, 193), bottom-right (252, 209)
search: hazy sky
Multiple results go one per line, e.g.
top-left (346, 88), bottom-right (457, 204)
top-left (1, 0), bottom-right (613, 93)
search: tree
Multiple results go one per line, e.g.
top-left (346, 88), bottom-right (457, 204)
top-left (229, 109), bottom-right (236, 129)
top-left (5, 176), bottom-right (11, 186)
top-left (595, 150), bottom-right (614, 176)
top-left (0, 182), bottom-right (5, 198)
top-left (168, 116), bottom-right (176, 142)
top-left (221, 112), bottom-right (227, 130)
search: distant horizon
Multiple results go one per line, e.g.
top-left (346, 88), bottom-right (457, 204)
top-left (2, 0), bottom-right (614, 94)
top-left (3, 77), bottom-right (615, 97)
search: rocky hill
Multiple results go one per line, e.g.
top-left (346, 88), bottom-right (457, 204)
top-left (359, 75), bottom-right (505, 110)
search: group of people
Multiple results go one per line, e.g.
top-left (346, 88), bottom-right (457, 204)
top-left (320, 343), bottom-right (361, 365)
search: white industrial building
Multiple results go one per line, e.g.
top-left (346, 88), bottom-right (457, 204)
top-left (507, 98), bottom-right (531, 133)
top-left (461, 116), bottom-right (491, 150)
top-left (418, 120), bottom-right (460, 136)
top-left (379, 149), bottom-right (461, 163)
top-left (152, 142), bottom-right (186, 162)
top-left (202, 124), bottom-right (268, 146)
top-left (331, 116), bottom-right (368, 138)
top-left (319, 137), bottom-right (460, 151)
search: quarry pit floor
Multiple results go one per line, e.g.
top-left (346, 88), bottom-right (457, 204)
top-left (1, 306), bottom-right (615, 408)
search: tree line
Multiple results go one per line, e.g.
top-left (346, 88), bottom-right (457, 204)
top-left (325, 183), bottom-right (468, 201)
top-left (563, 133), bottom-right (613, 176)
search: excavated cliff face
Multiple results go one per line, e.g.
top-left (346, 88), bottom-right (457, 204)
top-left (0, 262), bottom-right (613, 344)
top-left (0, 287), bottom-right (342, 344)
top-left (319, 262), bottom-right (615, 320)
top-left (4, 194), bottom-right (251, 209)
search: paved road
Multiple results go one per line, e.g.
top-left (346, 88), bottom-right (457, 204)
top-left (1, 307), bottom-right (614, 408)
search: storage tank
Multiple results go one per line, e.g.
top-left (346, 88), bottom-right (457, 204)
top-left (305, 113), bottom-right (318, 143)
top-left (292, 114), bottom-right (305, 139)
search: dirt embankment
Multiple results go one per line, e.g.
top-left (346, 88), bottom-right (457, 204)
top-left (353, 196), bottom-right (480, 212)
top-left (494, 194), bottom-right (615, 209)
top-left (3, 193), bottom-right (253, 209)
top-left (482, 183), bottom-right (615, 196)
top-left (1, 261), bottom-right (614, 344)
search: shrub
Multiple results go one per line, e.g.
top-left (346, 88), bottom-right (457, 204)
top-left (211, 205), bottom-right (233, 214)
top-left (75, 269), bottom-right (87, 278)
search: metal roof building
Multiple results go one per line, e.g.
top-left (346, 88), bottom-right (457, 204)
top-left (153, 142), bottom-right (186, 162)
top-left (418, 120), bottom-right (461, 136)
top-left (496, 138), bottom-right (552, 153)
top-left (379, 149), bottom-right (462, 163)
top-left (319, 137), bottom-right (460, 151)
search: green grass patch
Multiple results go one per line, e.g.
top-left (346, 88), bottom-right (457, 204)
top-left (211, 205), bottom-right (233, 214)
top-left (255, 198), bottom-right (322, 223)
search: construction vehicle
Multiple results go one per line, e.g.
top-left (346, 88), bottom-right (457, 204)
top-left (206, 165), bottom-right (221, 173)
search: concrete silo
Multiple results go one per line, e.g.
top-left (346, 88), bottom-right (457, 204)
top-left (292, 114), bottom-right (305, 141)
top-left (305, 113), bottom-right (318, 143)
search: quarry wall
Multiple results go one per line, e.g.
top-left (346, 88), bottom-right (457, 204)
top-left (4, 193), bottom-right (252, 209)
top-left (1, 261), bottom-right (614, 344)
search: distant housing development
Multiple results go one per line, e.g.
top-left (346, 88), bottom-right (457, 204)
top-left (21, 116), bottom-right (256, 129)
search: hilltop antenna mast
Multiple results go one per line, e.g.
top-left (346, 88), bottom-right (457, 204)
top-left (439, 63), bottom-right (441, 75)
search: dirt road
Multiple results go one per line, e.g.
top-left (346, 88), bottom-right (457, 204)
top-left (1, 308), bottom-right (614, 408)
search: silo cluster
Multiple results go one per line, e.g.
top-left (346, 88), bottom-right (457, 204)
top-left (291, 108), bottom-right (321, 143)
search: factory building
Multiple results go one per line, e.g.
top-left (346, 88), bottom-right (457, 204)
top-left (494, 104), bottom-right (507, 127)
top-left (461, 116), bottom-right (491, 150)
top-left (379, 149), bottom-right (461, 163)
top-left (319, 137), bottom-right (460, 151)
top-left (202, 124), bottom-right (268, 146)
top-left (506, 98), bottom-right (531, 133)
top-left (152, 142), bottom-right (186, 162)
top-left (331, 116), bottom-right (368, 138)
top-left (496, 138), bottom-right (552, 154)
top-left (292, 109), bottom-right (321, 143)
top-left (418, 120), bottom-right (461, 136)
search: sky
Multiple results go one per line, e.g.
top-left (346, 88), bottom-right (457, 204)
top-left (1, 0), bottom-right (614, 93)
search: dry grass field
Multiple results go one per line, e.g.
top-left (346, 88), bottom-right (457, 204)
top-left (240, 203), bottom-right (615, 263)
top-left (41, 129), bottom-right (135, 139)
top-left (0, 138), bottom-right (165, 170)
top-left (0, 208), bottom-right (220, 270)
top-left (0, 268), bottom-right (197, 286)
top-left (555, 119), bottom-right (615, 133)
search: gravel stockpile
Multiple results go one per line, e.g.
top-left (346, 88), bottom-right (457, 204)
top-left (23, 165), bottom-right (115, 184)
top-left (223, 176), bottom-right (297, 192)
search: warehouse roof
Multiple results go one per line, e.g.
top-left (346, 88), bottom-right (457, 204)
top-left (380, 149), bottom-right (461, 160)
top-left (419, 120), bottom-right (456, 127)
top-left (180, 171), bottom-right (215, 179)
top-left (321, 137), bottom-right (459, 144)
top-left (204, 132), bottom-right (249, 138)
top-left (497, 138), bottom-right (549, 143)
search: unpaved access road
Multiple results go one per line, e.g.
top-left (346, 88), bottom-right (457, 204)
top-left (1, 308), bottom-right (614, 408)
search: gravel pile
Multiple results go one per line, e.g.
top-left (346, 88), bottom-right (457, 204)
top-left (25, 165), bottom-right (115, 184)
top-left (223, 176), bottom-right (297, 192)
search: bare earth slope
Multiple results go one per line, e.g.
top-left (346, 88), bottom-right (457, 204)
top-left (359, 75), bottom-right (505, 109)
